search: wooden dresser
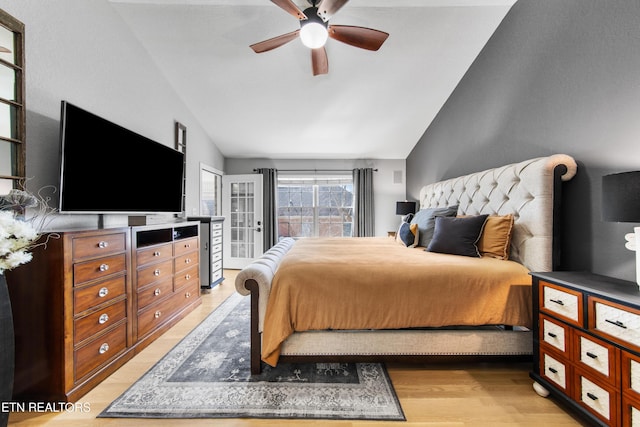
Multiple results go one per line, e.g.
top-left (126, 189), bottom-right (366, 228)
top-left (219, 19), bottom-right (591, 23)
top-left (6, 222), bottom-right (201, 402)
top-left (131, 222), bottom-right (201, 348)
top-left (531, 271), bottom-right (640, 426)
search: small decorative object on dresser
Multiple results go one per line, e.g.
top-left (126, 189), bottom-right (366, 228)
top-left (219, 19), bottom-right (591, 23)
top-left (531, 271), bottom-right (640, 426)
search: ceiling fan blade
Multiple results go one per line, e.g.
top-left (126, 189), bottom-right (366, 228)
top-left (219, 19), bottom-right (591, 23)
top-left (316, 0), bottom-right (349, 21)
top-left (328, 25), bottom-right (389, 51)
top-left (270, 0), bottom-right (307, 20)
top-left (250, 30), bottom-right (300, 53)
top-left (0, 46), bottom-right (11, 53)
top-left (311, 47), bottom-right (328, 76)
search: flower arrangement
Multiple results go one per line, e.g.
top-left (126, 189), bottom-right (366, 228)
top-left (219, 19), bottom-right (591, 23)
top-left (0, 186), bottom-right (57, 274)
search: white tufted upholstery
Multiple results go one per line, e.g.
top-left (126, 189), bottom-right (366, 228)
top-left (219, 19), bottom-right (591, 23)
top-left (419, 154), bottom-right (577, 271)
top-left (235, 237), bottom-right (296, 331)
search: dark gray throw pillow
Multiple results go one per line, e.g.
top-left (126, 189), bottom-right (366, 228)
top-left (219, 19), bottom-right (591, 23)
top-left (410, 205), bottom-right (459, 247)
top-left (426, 214), bottom-right (489, 257)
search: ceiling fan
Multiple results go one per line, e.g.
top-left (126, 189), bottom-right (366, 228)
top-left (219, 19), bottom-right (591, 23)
top-left (250, 0), bottom-right (389, 76)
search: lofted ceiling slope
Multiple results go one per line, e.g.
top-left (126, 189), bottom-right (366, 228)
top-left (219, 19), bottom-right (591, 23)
top-left (109, 0), bottom-right (516, 159)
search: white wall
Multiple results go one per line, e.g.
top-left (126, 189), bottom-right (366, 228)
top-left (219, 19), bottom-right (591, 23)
top-left (225, 158), bottom-right (408, 237)
top-left (0, 0), bottom-right (225, 229)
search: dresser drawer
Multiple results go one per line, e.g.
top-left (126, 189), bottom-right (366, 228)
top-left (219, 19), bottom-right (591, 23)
top-left (540, 281), bottom-right (583, 326)
top-left (212, 222), bottom-right (223, 231)
top-left (574, 368), bottom-right (619, 425)
top-left (74, 299), bottom-right (127, 344)
top-left (137, 277), bottom-right (173, 310)
top-left (72, 232), bottom-right (126, 261)
top-left (174, 265), bottom-right (199, 290)
top-left (573, 330), bottom-right (618, 385)
top-left (137, 259), bottom-right (173, 288)
top-left (75, 322), bottom-right (127, 381)
top-left (74, 275), bottom-right (126, 314)
top-left (174, 250), bottom-right (198, 274)
top-left (174, 237), bottom-right (198, 257)
top-left (136, 243), bottom-right (172, 267)
top-left (137, 292), bottom-right (184, 338)
top-left (541, 349), bottom-right (570, 393)
top-left (212, 268), bottom-right (223, 284)
top-left (212, 235), bottom-right (222, 245)
top-left (540, 314), bottom-right (570, 355)
top-left (590, 297), bottom-right (640, 351)
top-left (74, 254), bottom-right (127, 286)
top-left (212, 251), bottom-right (222, 263)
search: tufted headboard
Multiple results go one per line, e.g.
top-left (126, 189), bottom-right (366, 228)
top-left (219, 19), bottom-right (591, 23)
top-left (419, 154), bottom-right (577, 272)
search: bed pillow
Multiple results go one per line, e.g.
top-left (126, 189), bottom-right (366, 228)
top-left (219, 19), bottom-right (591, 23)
top-left (410, 205), bottom-right (459, 247)
top-left (478, 214), bottom-right (514, 259)
top-left (426, 214), bottom-right (489, 257)
top-left (396, 222), bottom-right (419, 247)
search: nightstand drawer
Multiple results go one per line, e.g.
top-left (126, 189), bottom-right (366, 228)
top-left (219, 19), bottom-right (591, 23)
top-left (622, 351), bottom-right (640, 400)
top-left (540, 281), bottom-right (583, 326)
top-left (591, 297), bottom-right (640, 350)
top-left (574, 330), bottom-right (618, 385)
top-left (541, 349), bottom-right (570, 392)
top-left (574, 368), bottom-right (619, 425)
top-left (541, 314), bottom-right (570, 354)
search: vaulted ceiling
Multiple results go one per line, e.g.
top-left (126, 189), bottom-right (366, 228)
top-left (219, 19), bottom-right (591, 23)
top-left (109, 0), bottom-right (517, 159)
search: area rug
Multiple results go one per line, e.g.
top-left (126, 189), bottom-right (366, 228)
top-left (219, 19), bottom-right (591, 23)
top-left (99, 292), bottom-right (405, 420)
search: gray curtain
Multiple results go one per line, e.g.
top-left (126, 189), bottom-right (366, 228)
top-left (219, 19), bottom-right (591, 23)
top-left (352, 168), bottom-right (375, 237)
top-left (257, 168), bottom-right (278, 250)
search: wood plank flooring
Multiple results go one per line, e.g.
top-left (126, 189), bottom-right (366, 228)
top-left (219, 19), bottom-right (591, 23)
top-left (7, 270), bottom-right (585, 426)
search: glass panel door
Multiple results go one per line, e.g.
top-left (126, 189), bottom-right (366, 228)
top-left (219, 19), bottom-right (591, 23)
top-left (222, 174), bottom-right (263, 268)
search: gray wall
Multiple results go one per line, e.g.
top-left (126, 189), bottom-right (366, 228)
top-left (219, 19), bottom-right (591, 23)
top-left (406, 0), bottom-right (640, 282)
top-left (0, 0), bottom-right (225, 229)
top-left (226, 158), bottom-right (407, 237)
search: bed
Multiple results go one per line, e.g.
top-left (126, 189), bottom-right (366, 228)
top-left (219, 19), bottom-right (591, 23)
top-left (236, 154), bottom-right (577, 374)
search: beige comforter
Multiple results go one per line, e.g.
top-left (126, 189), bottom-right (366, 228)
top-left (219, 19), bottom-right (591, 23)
top-left (262, 237), bottom-right (532, 366)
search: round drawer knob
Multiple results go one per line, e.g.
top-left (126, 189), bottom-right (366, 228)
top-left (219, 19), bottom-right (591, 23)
top-left (98, 241), bottom-right (109, 248)
top-left (184, 243), bottom-right (191, 248)
top-left (154, 288), bottom-right (162, 296)
top-left (185, 258), bottom-right (191, 264)
top-left (153, 251), bottom-right (160, 257)
top-left (98, 287), bottom-right (109, 297)
top-left (185, 292), bottom-right (191, 298)
top-left (99, 343), bottom-right (109, 354)
top-left (154, 310), bottom-right (162, 319)
top-left (99, 264), bottom-right (109, 272)
top-left (185, 274), bottom-right (191, 280)
top-left (153, 269), bottom-right (161, 276)
top-left (98, 313), bottom-right (109, 324)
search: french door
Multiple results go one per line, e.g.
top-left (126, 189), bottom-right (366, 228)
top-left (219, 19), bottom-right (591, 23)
top-left (222, 174), bottom-right (263, 269)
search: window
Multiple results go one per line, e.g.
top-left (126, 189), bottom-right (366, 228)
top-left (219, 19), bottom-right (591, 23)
top-left (200, 163), bottom-right (222, 216)
top-left (0, 10), bottom-right (25, 194)
top-left (277, 175), bottom-right (353, 238)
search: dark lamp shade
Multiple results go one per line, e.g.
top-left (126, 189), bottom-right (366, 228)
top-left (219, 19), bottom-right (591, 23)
top-left (396, 201), bottom-right (416, 216)
top-left (602, 171), bottom-right (640, 223)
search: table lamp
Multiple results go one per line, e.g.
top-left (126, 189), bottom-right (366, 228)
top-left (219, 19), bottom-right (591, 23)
top-left (396, 201), bottom-right (416, 222)
top-left (602, 171), bottom-right (640, 286)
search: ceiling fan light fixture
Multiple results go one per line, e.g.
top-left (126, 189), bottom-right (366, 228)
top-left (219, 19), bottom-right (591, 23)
top-left (300, 21), bottom-right (328, 49)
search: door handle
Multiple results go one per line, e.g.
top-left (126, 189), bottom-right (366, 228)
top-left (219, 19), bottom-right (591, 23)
top-left (255, 227), bottom-right (262, 232)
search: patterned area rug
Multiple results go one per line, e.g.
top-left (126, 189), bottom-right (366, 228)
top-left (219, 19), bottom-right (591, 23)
top-left (99, 293), bottom-right (405, 420)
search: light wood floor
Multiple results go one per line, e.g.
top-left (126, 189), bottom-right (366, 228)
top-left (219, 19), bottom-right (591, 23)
top-left (8, 270), bottom-right (585, 426)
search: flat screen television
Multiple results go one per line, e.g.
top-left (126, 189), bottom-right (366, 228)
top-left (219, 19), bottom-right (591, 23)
top-left (59, 101), bottom-right (185, 214)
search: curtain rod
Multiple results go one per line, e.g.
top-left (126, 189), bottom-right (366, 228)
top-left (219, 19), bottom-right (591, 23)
top-left (253, 168), bottom-right (378, 172)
